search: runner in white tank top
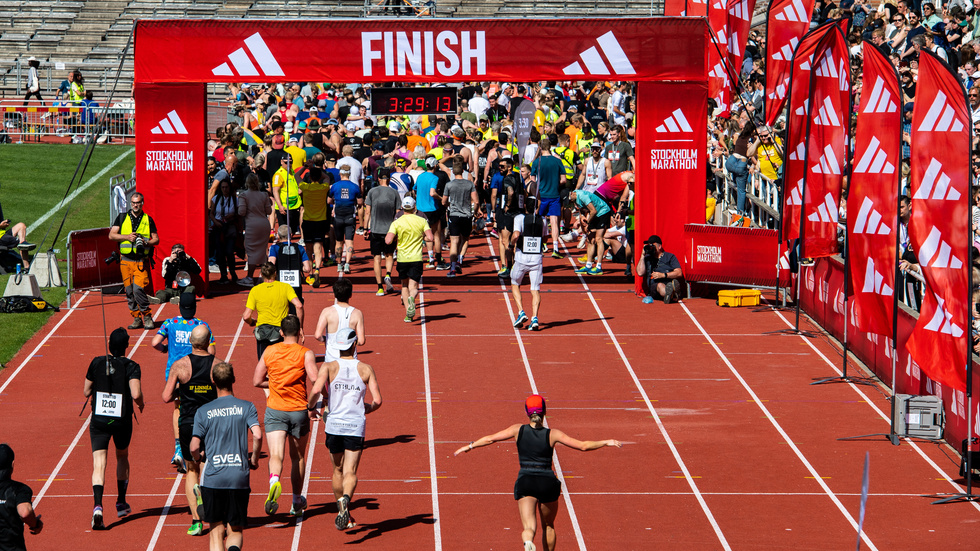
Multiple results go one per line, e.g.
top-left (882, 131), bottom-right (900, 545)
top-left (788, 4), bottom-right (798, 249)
top-left (324, 357), bottom-right (366, 437)
top-left (323, 304), bottom-right (355, 362)
top-left (314, 279), bottom-right (365, 363)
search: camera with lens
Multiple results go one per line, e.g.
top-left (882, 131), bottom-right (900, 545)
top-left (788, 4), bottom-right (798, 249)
top-left (104, 251), bottom-right (120, 264)
top-left (175, 249), bottom-right (186, 262)
top-left (643, 243), bottom-right (657, 256)
top-left (134, 235), bottom-right (146, 257)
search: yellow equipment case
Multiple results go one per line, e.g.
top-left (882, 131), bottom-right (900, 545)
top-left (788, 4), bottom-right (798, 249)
top-left (717, 289), bottom-right (762, 307)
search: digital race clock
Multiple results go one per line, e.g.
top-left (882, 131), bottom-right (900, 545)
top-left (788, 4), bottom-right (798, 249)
top-left (371, 87), bottom-right (458, 116)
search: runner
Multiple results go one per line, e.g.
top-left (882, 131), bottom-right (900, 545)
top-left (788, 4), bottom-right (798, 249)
top-left (490, 157), bottom-right (524, 278)
top-left (0, 444), bottom-right (44, 548)
top-left (510, 197), bottom-right (547, 331)
top-left (243, 262), bottom-right (305, 360)
top-left (151, 293), bottom-right (215, 473)
top-left (455, 395), bottom-right (620, 551)
top-left (162, 324), bottom-right (218, 536)
top-left (329, 164), bottom-right (362, 275)
top-left (443, 157), bottom-right (479, 277)
top-left (190, 361), bottom-right (262, 551)
top-left (530, 138), bottom-right (566, 259)
top-left (315, 278), bottom-right (366, 363)
top-left (385, 196), bottom-right (433, 322)
top-left (298, 166), bottom-right (332, 288)
top-left (252, 314), bottom-right (318, 517)
top-left (364, 167), bottom-right (401, 295)
top-left (308, 328), bottom-right (382, 532)
top-left (415, 156), bottom-right (449, 269)
top-left (569, 189), bottom-right (612, 276)
top-left (84, 328), bottom-right (144, 530)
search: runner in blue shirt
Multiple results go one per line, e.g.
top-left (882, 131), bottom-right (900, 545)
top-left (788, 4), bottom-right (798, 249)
top-left (329, 166), bottom-right (363, 274)
top-left (569, 189), bottom-right (612, 275)
top-left (150, 293), bottom-right (216, 473)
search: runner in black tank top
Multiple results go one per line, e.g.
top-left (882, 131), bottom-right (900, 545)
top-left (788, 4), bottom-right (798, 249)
top-left (178, 353), bottom-right (217, 425)
top-left (455, 395), bottom-right (621, 551)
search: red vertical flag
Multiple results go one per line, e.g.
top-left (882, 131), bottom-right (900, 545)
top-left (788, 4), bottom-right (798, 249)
top-left (664, 0), bottom-right (707, 15)
top-left (781, 22), bottom-right (836, 242)
top-left (765, 0), bottom-right (816, 126)
top-left (906, 51), bottom-right (971, 392)
top-left (708, 0), bottom-right (732, 116)
top-left (727, 0), bottom-right (758, 84)
top-left (801, 26), bottom-right (850, 258)
top-left (849, 43), bottom-right (902, 336)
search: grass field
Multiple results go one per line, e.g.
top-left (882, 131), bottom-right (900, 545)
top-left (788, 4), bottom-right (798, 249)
top-left (0, 144), bottom-right (136, 368)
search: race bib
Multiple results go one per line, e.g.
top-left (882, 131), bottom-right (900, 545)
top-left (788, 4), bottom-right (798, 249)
top-left (280, 269), bottom-right (301, 287)
top-left (523, 236), bottom-right (541, 254)
top-left (95, 391), bottom-right (123, 418)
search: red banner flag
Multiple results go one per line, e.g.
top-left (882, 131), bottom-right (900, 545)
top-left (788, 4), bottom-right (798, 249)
top-left (801, 26), bottom-right (850, 259)
top-left (781, 21), bottom-right (837, 242)
top-left (664, 0), bottom-right (708, 15)
top-left (849, 43), bottom-right (902, 336)
top-left (727, 0), bottom-right (758, 86)
top-left (765, 0), bottom-right (816, 126)
top-left (906, 51), bottom-right (971, 392)
top-left (708, 0), bottom-right (732, 115)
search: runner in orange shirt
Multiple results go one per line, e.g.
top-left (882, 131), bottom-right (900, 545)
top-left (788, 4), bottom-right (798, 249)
top-left (252, 314), bottom-right (319, 517)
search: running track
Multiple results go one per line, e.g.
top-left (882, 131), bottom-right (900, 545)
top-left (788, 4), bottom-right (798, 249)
top-left (1, 236), bottom-right (978, 550)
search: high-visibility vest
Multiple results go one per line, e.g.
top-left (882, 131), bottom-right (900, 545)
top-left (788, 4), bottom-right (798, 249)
top-left (274, 167), bottom-right (302, 209)
top-left (554, 146), bottom-right (577, 179)
top-left (119, 213), bottom-right (151, 255)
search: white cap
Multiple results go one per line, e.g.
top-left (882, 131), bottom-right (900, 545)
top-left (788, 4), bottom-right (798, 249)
top-left (329, 328), bottom-right (357, 353)
top-left (346, 122), bottom-right (357, 131)
top-left (402, 196), bottom-right (416, 210)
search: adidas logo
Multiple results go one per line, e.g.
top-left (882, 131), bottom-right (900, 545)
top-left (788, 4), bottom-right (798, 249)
top-left (561, 31), bottom-right (636, 76)
top-left (788, 141), bottom-right (805, 161)
top-left (851, 196), bottom-right (891, 235)
top-left (786, 178), bottom-right (803, 206)
top-left (212, 33), bottom-right (284, 77)
top-left (771, 37), bottom-right (800, 61)
top-left (807, 192), bottom-right (839, 223)
top-left (914, 158), bottom-right (961, 201)
top-left (794, 98), bottom-right (809, 117)
top-left (812, 95), bottom-right (841, 126)
top-left (923, 293), bottom-right (964, 337)
top-left (861, 258), bottom-right (894, 296)
top-left (917, 91), bottom-right (965, 132)
top-left (708, 62), bottom-right (730, 85)
top-left (767, 77), bottom-right (789, 100)
top-left (810, 144), bottom-right (842, 175)
top-left (774, 0), bottom-right (809, 22)
top-left (862, 77), bottom-right (898, 113)
top-left (918, 226), bottom-right (963, 269)
top-left (814, 49), bottom-right (838, 78)
top-left (150, 110), bottom-right (187, 135)
top-left (729, 0), bottom-right (750, 21)
top-left (853, 136), bottom-right (895, 174)
top-left (656, 109), bottom-right (693, 133)
top-left (798, 53), bottom-right (814, 72)
top-left (729, 31), bottom-right (742, 58)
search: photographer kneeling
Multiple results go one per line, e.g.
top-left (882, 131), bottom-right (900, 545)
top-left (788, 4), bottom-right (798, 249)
top-left (635, 235), bottom-right (683, 305)
top-left (109, 192), bottom-right (160, 329)
top-left (152, 243), bottom-right (202, 305)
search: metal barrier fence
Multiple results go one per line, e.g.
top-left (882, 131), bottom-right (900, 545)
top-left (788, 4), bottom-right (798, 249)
top-left (4, 60), bottom-right (130, 98)
top-left (0, 100), bottom-right (134, 143)
top-left (716, 156), bottom-right (781, 229)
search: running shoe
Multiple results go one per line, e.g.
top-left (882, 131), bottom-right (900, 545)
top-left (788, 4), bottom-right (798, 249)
top-left (559, 232), bottom-right (574, 242)
top-left (642, 296), bottom-right (654, 304)
top-left (489, 228), bottom-right (499, 238)
top-left (435, 262), bottom-right (450, 270)
top-left (356, 228), bottom-right (366, 236)
top-left (577, 255), bottom-right (589, 264)
top-left (500, 269), bottom-right (511, 279)
top-left (323, 257), bottom-right (337, 267)
top-left (335, 495), bottom-right (351, 530)
top-left (193, 484), bottom-right (204, 522)
top-left (404, 314), bottom-right (413, 323)
top-left (265, 481), bottom-right (282, 515)
top-left (289, 496), bottom-right (308, 517)
top-left (529, 317), bottom-right (540, 331)
top-left (456, 263), bottom-right (463, 274)
top-left (426, 259), bottom-right (436, 268)
top-left (524, 541), bottom-right (537, 551)
top-left (550, 251), bottom-right (564, 259)
top-left (577, 235), bottom-right (588, 249)
top-left (574, 266), bottom-right (590, 274)
top-left (407, 303), bottom-right (416, 320)
top-left (446, 270), bottom-right (457, 278)
top-left (497, 266), bottom-right (508, 276)
top-left (604, 252), bottom-right (614, 261)
top-left (343, 262), bottom-right (351, 274)
top-left (115, 501), bottom-right (131, 518)
top-left (171, 451), bottom-right (186, 474)
top-left (587, 266), bottom-right (603, 276)
top-left (312, 272), bottom-right (321, 288)
top-left (514, 310), bottom-right (528, 327)
top-left (624, 266), bottom-right (633, 278)
top-left (236, 276), bottom-right (254, 287)
top-left (376, 287), bottom-right (386, 296)
top-left (384, 275), bottom-right (395, 294)
top-left (187, 520), bottom-right (204, 536)
top-left (92, 506), bottom-right (105, 530)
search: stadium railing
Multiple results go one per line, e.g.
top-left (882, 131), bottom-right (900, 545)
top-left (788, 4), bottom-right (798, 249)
top-left (0, 99), bottom-right (133, 143)
top-left (717, 154), bottom-right (781, 229)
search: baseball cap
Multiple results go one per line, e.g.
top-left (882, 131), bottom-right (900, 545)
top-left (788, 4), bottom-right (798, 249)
top-left (388, 120), bottom-right (402, 131)
top-left (478, 114), bottom-right (489, 122)
top-left (376, 167), bottom-right (391, 179)
top-left (329, 327), bottom-right (358, 353)
top-left (288, 136), bottom-right (299, 144)
top-left (425, 156), bottom-right (438, 169)
top-left (284, 121), bottom-right (294, 132)
top-left (372, 142), bottom-right (385, 151)
top-left (109, 327), bottom-right (130, 352)
top-left (903, 102), bottom-right (915, 113)
top-left (0, 443), bottom-right (13, 470)
top-left (326, 118), bottom-right (339, 125)
top-left (310, 106), bottom-right (318, 113)
top-left (346, 122), bottom-right (357, 131)
top-left (395, 157), bottom-right (408, 167)
top-left (525, 395), bottom-right (546, 417)
top-left (298, 121), bottom-right (307, 130)
top-left (590, 142), bottom-right (602, 150)
top-left (645, 235), bottom-right (663, 245)
top-left (402, 196), bottom-right (416, 210)
top-left (179, 292), bottom-right (197, 320)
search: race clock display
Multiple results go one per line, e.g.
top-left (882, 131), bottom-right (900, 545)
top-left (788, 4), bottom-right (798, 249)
top-left (371, 87), bottom-right (458, 116)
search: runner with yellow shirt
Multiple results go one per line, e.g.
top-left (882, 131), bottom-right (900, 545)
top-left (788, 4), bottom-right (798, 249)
top-left (385, 197), bottom-right (434, 323)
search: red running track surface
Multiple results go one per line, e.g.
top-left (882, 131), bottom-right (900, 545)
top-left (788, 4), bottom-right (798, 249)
top-left (1, 235), bottom-right (978, 550)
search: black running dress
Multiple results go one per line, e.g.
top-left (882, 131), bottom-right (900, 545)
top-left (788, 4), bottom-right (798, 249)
top-left (513, 424), bottom-right (562, 502)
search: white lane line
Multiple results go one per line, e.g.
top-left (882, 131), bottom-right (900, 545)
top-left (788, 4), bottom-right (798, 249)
top-left (554, 241), bottom-right (731, 550)
top-left (0, 290), bottom-right (90, 396)
top-left (146, 314), bottom-right (245, 550)
top-left (418, 288), bottom-right (443, 551)
top-left (27, 148), bottom-right (135, 237)
top-left (32, 301), bottom-right (165, 508)
top-left (38, 489), bottom-right (938, 498)
top-left (145, 474), bottom-right (184, 551)
top-left (483, 238), bottom-right (586, 551)
top-left (681, 302), bottom-right (878, 550)
top-left (765, 302), bottom-right (980, 513)
top-left (290, 417), bottom-right (319, 551)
